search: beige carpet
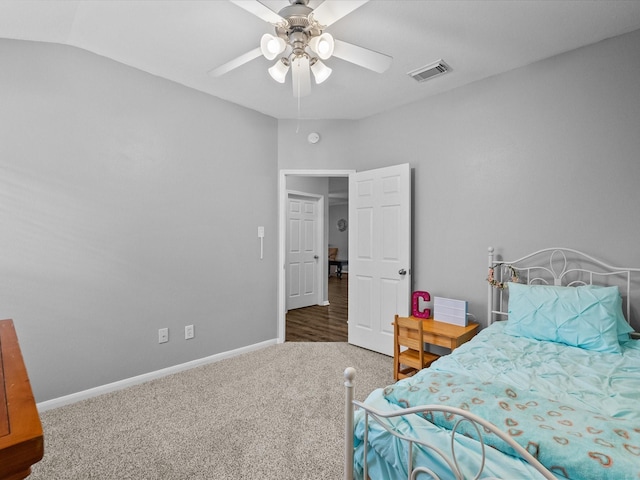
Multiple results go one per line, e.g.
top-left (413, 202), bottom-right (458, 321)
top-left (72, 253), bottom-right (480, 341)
top-left (31, 342), bottom-right (392, 479)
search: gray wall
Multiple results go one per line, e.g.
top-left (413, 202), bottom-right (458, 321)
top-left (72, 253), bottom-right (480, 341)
top-left (0, 40), bottom-right (278, 402)
top-left (278, 120), bottom-right (359, 170)
top-left (4, 27), bottom-right (640, 403)
top-left (280, 29), bottom-right (640, 330)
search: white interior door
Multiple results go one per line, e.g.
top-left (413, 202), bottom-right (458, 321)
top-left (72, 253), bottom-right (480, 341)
top-left (286, 193), bottom-right (321, 310)
top-left (348, 164), bottom-right (411, 356)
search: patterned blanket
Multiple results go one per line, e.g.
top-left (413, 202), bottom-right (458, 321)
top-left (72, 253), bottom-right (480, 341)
top-left (383, 371), bottom-right (640, 479)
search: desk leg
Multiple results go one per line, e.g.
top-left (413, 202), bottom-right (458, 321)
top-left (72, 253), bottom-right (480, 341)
top-left (337, 262), bottom-right (343, 279)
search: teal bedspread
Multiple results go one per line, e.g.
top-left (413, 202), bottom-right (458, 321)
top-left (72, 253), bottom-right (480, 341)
top-left (354, 322), bottom-right (640, 479)
top-left (384, 371), bottom-right (640, 479)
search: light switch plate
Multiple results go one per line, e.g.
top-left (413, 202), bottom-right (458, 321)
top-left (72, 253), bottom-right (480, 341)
top-left (185, 324), bottom-right (194, 340)
top-left (158, 328), bottom-right (169, 343)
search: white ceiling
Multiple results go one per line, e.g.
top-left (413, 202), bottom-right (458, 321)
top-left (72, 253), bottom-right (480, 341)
top-left (2, 0), bottom-right (640, 120)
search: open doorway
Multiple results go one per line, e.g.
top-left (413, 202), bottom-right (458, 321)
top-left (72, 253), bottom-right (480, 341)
top-left (277, 170), bottom-right (354, 343)
top-left (286, 177), bottom-right (348, 341)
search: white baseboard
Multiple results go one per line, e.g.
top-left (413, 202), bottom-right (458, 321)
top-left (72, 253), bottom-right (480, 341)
top-left (37, 338), bottom-right (278, 412)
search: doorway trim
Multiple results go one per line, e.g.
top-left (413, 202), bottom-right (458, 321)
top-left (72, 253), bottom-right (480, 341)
top-left (278, 169), bottom-right (355, 343)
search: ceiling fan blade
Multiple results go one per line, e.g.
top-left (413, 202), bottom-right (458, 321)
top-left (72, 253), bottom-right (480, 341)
top-left (208, 47), bottom-right (262, 77)
top-left (230, 0), bottom-right (286, 25)
top-left (311, 1), bottom-right (369, 27)
top-left (332, 39), bottom-right (392, 73)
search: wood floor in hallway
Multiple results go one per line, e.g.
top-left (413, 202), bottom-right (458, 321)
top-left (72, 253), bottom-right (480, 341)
top-left (285, 274), bottom-right (348, 342)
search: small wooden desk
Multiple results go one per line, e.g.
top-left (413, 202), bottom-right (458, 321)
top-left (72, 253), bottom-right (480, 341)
top-left (0, 319), bottom-right (44, 480)
top-left (421, 317), bottom-right (479, 352)
top-left (394, 316), bottom-right (479, 376)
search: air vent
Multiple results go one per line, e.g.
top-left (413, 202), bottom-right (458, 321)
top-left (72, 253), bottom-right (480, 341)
top-left (408, 60), bottom-right (450, 83)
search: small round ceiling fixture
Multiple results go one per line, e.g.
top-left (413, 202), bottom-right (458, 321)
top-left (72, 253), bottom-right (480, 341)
top-left (307, 132), bottom-right (320, 144)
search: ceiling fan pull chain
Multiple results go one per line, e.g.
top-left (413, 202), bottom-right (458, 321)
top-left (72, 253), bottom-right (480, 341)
top-left (296, 81), bottom-right (301, 133)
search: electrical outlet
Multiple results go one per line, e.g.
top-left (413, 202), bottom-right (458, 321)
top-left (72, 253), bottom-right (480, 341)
top-left (158, 328), bottom-right (169, 344)
top-left (185, 324), bottom-right (194, 340)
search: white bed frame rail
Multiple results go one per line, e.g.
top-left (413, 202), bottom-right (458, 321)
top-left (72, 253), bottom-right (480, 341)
top-left (487, 246), bottom-right (640, 326)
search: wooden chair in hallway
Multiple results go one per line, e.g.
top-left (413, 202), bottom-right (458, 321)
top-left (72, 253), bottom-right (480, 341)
top-left (393, 315), bottom-right (433, 380)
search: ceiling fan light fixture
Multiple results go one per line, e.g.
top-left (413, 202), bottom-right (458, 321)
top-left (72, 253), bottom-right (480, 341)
top-left (308, 32), bottom-right (334, 60)
top-left (215, 0), bottom-right (392, 101)
top-left (268, 58), bottom-right (290, 83)
top-left (260, 33), bottom-right (286, 60)
top-left (310, 58), bottom-right (332, 84)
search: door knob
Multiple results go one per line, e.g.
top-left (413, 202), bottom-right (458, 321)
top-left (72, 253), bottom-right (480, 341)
top-left (314, 255), bottom-right (319, 259)
top-left (398, 269), bottom-right (407, 275)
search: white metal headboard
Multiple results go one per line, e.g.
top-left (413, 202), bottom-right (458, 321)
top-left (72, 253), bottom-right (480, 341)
top-left (487, 246), bottom-right (640, 327)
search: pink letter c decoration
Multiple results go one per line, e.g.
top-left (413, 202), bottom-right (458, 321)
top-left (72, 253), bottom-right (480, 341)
top-left (412, 291), bottom-right (431, 318)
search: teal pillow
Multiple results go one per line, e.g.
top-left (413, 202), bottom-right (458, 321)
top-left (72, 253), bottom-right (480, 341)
top-left (583, 285), bottom-right (634, 342)
top-left (504, 283), bottom-right (624, 353)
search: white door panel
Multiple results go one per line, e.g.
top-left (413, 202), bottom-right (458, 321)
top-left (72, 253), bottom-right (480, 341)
top-left (287, 194), bottom-right (321, 310)
top-left (348, 164), bottom-right (411, 356)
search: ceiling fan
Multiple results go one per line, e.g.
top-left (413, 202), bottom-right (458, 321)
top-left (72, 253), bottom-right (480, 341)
top-left (209, 0), bottom-right (392, 98)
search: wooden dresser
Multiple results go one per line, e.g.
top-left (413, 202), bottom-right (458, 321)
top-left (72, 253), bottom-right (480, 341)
top-left (0, 319), bottom-right (43, 480)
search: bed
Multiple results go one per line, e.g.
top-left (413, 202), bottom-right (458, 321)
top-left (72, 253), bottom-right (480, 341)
top-left (344, 247), bottom-right (640, 480)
